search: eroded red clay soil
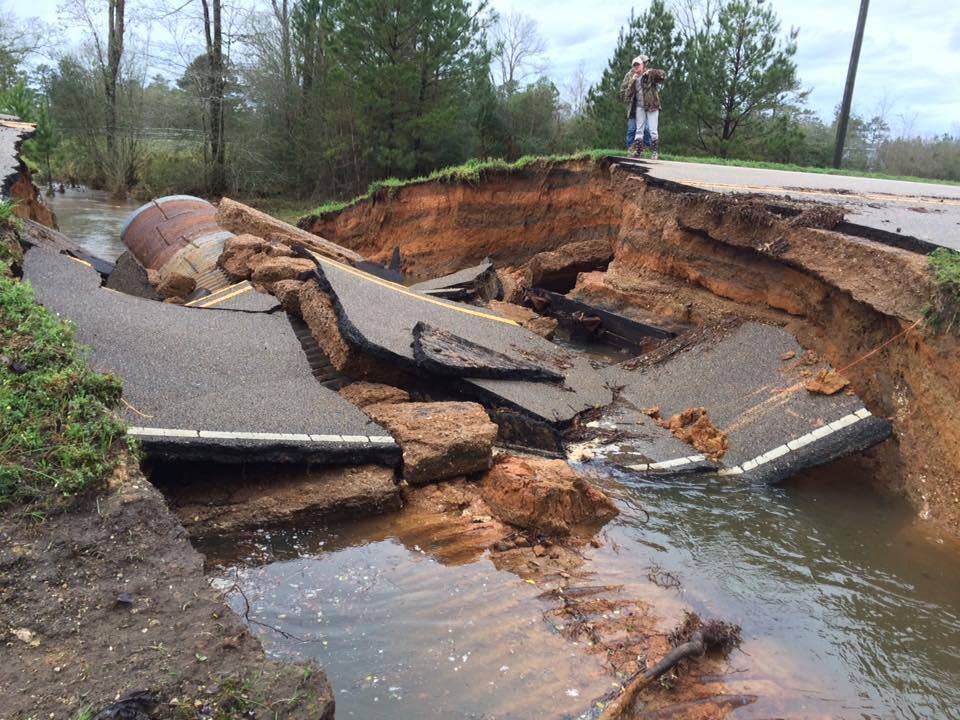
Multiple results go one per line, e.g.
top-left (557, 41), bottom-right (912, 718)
top-left (301, 160), bottom-right (960, 536)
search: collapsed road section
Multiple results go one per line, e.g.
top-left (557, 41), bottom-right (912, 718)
top-left (22, 181), bottom-right (896, 486)
top-left (23, 245), bottom-right (397, 465)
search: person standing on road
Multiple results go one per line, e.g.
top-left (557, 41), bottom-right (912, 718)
top-left (619, 55), bottom-right (666, 159)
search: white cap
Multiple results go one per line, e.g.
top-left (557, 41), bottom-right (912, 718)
top-left (632, 55), bottom-right (648, 65)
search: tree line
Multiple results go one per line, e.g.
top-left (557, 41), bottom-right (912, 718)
top-left (1, 0), bottom-right (957, 203)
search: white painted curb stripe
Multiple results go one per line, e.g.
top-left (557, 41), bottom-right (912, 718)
top-left (128, 427), bottom-right (396, 446)
top-left (629, 408), bottom-right (875, 478)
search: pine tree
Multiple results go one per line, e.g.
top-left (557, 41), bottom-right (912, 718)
top-left (583, 1), bottom-right (683, 149)
top-left (331, 0), bottom-right (491, 178)
top-left (686, 0), bottom-right (800, 155)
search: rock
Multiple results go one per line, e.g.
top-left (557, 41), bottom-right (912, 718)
top-left (104, 251), bottom-right (161, 300)
top-left (663, 407), bottom-right (729, 460)
top-left (805, 369), bottom-right (850, 396)
top-left (364, 401), bottom-right (498, 485)
top-left (155, 272), bottom-right (196, 299)
top-left (216, 197), bottom-right (363, 265)
top-left (171, 464), bottom-right (401, 536)
top-left (162, 296), bottom-right (186, 305)
top-left (272, 279), bottom-right (304, 314)
top-left (780, 351), bottom-right (796, 361)
top-left (250, 256), bottom-right (315, 289)
top-left (525, 239), bottom-right (613, 292)
top-left (217, 233), bottom-right (268, 279)
top-left (339, 382), bottom-right (410, 408)
top-left (496, 267), bottom-right (529, 304)
top-left (486, 300), bottom-right (558, 339)
top-left (146, 268), bottom-right (160, 287)
top-left (480, 455), bottom-right (619, 536)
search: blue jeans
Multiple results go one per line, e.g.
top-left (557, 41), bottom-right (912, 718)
top-left (626, 117), bottom-right (652, 149)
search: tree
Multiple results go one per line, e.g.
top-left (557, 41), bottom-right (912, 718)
top-left (200, 0), bottom-right (227, 194)
top-left (686, 0), bottom-right (800, 155)
top-left (331, 0), bottom-right (491, 178)
top-left (583, 1), bottom-right (684, 149)
top-left (490, 11), bottom-right (546, 94)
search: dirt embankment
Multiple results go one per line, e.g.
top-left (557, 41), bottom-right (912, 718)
top-left (300, 160), bottom-right (621, 278)
top-left (301, 160), bottom-right (960, 536)
top-left (0, 460), bottom-right (334, 719)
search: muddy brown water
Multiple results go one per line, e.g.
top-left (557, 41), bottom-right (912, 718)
top-left (201, 469), bottom-right (960, 720)
top-left (43, 187), bottom-right (137, 261)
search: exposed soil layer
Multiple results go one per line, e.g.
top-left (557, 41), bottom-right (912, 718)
top-left (302, 160), bottom-right (960, 536)
top-left (159, 462), bottom-right (402, 537)
top-left (0, 460), bottom-right (334, 719)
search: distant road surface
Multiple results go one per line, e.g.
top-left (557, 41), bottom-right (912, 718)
top-left (624, 158), bottom-right (960, 251)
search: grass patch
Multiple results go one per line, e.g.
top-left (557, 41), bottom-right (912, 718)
top-left (0, 199), bottom-right (17, 223)
top-left (301, 148), bottom-right (957, 224)
top-left (305, 151), bottom-right (609, 219)
top-left (925, 247), bottom-right (960, 332)
top-left (0, 266), bottom-right (127, 509)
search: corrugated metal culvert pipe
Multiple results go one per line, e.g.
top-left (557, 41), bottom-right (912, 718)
top-left (120, 195), bottom-right (233, 291)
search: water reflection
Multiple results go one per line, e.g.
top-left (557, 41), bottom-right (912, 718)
top-left (599, 471), bottom-right (960, 719)
top-left (43, 187), bottom-right (138, 261)
top-left (205, 469), bottom-right (960, 720)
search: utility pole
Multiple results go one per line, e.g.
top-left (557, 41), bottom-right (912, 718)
top-left (833, 0), bottom-right (869, 168)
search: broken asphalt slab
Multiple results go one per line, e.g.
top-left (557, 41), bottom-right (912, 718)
top-left (597, 322), bottom-right (891, 483)
top-left (24, 247), bottom-right (398, 464)
top-left (618, 157), bottom-right (960, 252)
top-left (307, 252), bottom-right (615, 424)
top-left (408, 259), bottom-right (502, 301)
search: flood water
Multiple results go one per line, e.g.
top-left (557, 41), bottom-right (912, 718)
top-left (43, 187), bottom-right (136, 261)
top-left (203, 468), bottom-right (960, 720)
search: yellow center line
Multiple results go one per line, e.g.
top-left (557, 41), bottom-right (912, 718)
top-left (184, 280), bottom-right (250, 307)
top-left (309, 251), bottom-right (520, 327)
top-left (194, 284), bottom-right (253, 308)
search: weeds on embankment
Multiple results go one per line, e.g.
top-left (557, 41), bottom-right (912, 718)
top-left (0, 211), bottom-right (127, 510)
top-left (306, 151), bottom-right (616, 217)
top-left (925, 248), bottom-right (960, 333)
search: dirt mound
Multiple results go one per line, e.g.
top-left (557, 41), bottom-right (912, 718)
top-left (0, 460), bottom-right (334, 718)
top-left (480, 455), bottom-right (618, 535)
top-left (664, 407), bottom-right (729, 460)
top-left (364, 401), bottom-right (498, 485)
top-left (805, 368), bottom-right (851, 395)
top-left (339, 381), bottom-right (410, 408)
top-left (525, 237), bottom-right (614, 292)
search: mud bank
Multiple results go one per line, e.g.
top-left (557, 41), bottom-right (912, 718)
top-left (301, 160), bottom-right (960, 536)
top-left (0, 460), bottom-right (334, 719)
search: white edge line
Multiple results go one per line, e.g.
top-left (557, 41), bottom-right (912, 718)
top-left (128, 427), bottom-right (396, 445)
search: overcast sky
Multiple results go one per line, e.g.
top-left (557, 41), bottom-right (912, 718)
top-left (7, 0), bottom-right (960, 136)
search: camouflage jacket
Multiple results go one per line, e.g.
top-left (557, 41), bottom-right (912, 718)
top-left (619, 68), bottom-right (666, 116)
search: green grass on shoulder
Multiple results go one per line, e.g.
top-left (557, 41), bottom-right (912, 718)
top-left (303, 148), bottom-right (957, 222)
top-left (0, 239), bottom-right (127, 510)
top-left (306, 150), bottom-right (613, 218)
top-left (925, 247), bottom-right (960, 332)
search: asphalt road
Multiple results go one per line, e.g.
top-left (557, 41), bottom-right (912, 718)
top-left (315, 255), bottom-right (615, 423)
top-left (24, 247), bottom-right (395, 464)
top-left (599, 322), bottom-right (890, 483)
top-left (627, 158), bottom-right (960, 251)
